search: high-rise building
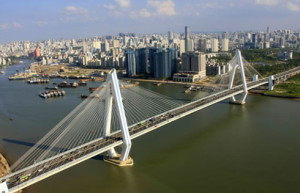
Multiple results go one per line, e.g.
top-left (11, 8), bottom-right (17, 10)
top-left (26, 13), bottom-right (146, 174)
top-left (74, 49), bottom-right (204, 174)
top-left (252, 34), bottom-right (257, 48)
top-left (222, 32), bottom-right (229, 39)
top-left (279, 37), bottom-right (285, 48)
top-left (267, 26), bottom-right (270, 34)
top-left (180, 39), bottom-right (186, 54)
top-left (168, 31), bottom-right (174, 42)
top-left (101, 40), bottom-right (110, 52)
top-left (181, 51), bottom-right (206, 77)
top-left (184, 26), bottom-right (192, 52)
top-left (198, 39), bottom-right (207, 52)
top-left (136, 48), bottom-right (150, 74)
top-left (153, 48), bottom-right (178, 78)
top-left (92, 41), bottom-right (101, 49)
top-left (211, 39), bottom-right (219, 52)
top-left (112, 40), bottom-right (120, 48)
top-left (221, 39), bottom-right (229, 52)
top-left (125, 49), bottom-right (136, 77)
top-left (34, 47), bottom-right (41, 57)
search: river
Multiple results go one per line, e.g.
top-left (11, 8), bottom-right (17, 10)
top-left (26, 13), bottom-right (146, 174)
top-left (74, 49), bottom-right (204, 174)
top-left (0, 61), bottom-right (299, 193)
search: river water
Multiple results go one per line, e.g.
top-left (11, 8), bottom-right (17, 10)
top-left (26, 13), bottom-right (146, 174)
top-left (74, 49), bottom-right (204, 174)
top-left (0, 61), bottom-right (300, 193)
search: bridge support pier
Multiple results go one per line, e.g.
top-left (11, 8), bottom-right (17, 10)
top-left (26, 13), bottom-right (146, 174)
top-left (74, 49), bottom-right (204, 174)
top-left (228, 49), bottom-right (248, 105)
top-left (103, 69), bottom-right (133, 167)
top-left (268, 75), bottom-right (274, 91)
top-left (0, 182), bottom-right (8, 193)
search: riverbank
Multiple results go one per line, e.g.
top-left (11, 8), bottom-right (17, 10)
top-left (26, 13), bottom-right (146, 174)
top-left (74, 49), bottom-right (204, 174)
top-left (0, 153), bottom-right (10, 178)
top-left (249, 74), bottom-right (300, 99)
top-left (0, 153), bottom-right (22, 192)
top-left (265, 74), bottom-right (300, 98)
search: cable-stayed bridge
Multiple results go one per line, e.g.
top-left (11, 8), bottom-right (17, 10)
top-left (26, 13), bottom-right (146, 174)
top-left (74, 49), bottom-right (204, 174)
top-left (1, 50), bottom-right (300, 193)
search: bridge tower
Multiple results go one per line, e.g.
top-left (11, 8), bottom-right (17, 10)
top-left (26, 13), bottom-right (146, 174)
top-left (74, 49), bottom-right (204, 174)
top-left (103, 69), bottom-right (133, 167)
top-left (0, 181), bottom-right (8, 193)
top-left (228, 49), bottom-right (248, 105)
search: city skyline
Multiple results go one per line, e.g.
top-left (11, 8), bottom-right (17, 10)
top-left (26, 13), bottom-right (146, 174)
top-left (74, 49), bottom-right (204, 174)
top-left (1, 0), bottom-right (300, 42)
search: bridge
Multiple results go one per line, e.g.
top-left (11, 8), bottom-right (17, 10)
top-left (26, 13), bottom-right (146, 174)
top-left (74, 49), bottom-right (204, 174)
top-left (1, 50), bottom-right (300, 193)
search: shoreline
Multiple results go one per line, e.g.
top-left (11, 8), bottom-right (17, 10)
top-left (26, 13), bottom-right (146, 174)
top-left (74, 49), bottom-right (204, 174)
top-left (0, 152), bottom-right (23, 193)
top-left (249, 90), bottom-right (300, 99)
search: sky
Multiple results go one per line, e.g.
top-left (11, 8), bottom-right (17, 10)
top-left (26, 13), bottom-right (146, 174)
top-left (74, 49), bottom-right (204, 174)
top-left (0, 0), bottom-right (300, 43)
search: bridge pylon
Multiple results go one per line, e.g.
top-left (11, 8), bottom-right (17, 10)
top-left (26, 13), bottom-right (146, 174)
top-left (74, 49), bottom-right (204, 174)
top-left (228, 49), bottom-right (248, 105)
top-left (0, 181), bottom-right (8, 193)
top-left (103, 69), bottom-right (133, 167)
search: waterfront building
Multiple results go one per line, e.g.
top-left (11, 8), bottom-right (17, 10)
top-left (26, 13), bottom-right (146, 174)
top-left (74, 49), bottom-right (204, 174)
top-left (136, 48), bottom-right (150, 74)
top-left (180, 51), bottom-right (206, 81)
top-left (125, 49), bottom-right (136, 76)
top-left (153, 48), bottom-right (178, 78)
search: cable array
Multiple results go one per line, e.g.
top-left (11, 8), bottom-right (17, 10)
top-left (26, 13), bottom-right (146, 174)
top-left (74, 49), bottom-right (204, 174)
top-left (11, 79), bottom-right (185, 172)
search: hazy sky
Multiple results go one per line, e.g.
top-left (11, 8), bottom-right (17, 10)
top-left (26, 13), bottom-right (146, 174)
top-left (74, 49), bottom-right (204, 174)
top-left (0, 0), bottom-right (300, 42)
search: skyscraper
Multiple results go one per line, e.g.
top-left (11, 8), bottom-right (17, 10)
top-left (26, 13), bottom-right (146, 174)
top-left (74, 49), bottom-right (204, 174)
top-left (136, 48), bottom-right (150, 74)
top-left (184, 26), bottom-right (192, 52)
top-left (125, 49), bottom-right (136, 77)
top-left (153, 48), bottom-right (178, 78)
top-left (252, 34), bottom-right (257, 48)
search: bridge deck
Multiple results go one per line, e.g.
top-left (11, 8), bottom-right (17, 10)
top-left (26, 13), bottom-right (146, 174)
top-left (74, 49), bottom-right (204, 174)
top-left (3, 66), bottom-right (300, 193)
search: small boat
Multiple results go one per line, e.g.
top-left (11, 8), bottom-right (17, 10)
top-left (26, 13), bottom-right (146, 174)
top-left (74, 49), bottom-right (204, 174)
top-left (0, 70), bottom-right (4, 74)
top-left (153, 82), bottom-right (162, 86)
top-left (53, 81), bottom-right (78, 88)
top-left (39, 90), bottom-right (66, 99)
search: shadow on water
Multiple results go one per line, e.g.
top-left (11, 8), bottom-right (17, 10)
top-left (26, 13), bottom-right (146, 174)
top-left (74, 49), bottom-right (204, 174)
top-left (2, 138), bottom-right (68, 153)
top-left (3, 138), bottom-right (106, 161)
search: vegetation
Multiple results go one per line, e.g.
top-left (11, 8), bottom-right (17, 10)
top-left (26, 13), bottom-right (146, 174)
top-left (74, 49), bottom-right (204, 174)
top-left (241, 49), bottom-right (281, 64)
top-left (211, 54), bottom-right (232, 63)
top-left (242, 49), bottom-right (300, 77)
top-left (265, 74), bottom-right (300, 97)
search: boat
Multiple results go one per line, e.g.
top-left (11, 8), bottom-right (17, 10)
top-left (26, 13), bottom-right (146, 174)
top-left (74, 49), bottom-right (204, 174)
top-left (53, 81), bottom-right (78, 88)
top-left (45, 86), bottom-right (58, 90)
top-left (0, 70), bottom-right (4, 74)
top-left (27, 78), bottom-right (50, 84)
top-left (39, 90), bottom-right (66, 99)
top-left (153, 82), bottom-right (162, 86)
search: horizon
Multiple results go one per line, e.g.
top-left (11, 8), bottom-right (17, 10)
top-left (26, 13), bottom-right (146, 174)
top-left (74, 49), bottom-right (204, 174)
top-left (1, 0), bottom-right (300, 43)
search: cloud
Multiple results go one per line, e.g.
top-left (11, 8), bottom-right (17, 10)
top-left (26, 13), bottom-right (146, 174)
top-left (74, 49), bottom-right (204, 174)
top-left (103, 4), bottom-right (116, 11)
top-left (0, 22), bottom-right (22, 30)
top-left (35, 21), bottom-right (48, 27)
top-left (148, 0), bottom-right (176, 16)
top-left (198, 2), bottom-right (218, 8)
top-left (139, 9), bottom-right (152, 17)
top-left (254, 0), bottom-right (300, 11)
top-left (62, 6), bottom-right (89, 16)
top-left (115, 0), bottom-right (131, 8)
top-left (255, 0), bottom-right (281, 5)
top-left (287, 2), bottom-right (300, 11)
